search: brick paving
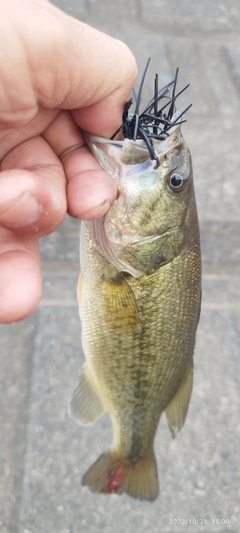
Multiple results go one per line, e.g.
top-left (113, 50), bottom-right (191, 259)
top-left (1, 1), bottom-right (240, 532)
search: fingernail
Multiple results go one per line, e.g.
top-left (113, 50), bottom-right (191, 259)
top-left (83, 199), bottom-right (111, 220)
top-left (0, 192), bottom-right (41, 227)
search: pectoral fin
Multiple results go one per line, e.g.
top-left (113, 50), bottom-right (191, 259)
top-left (165, 360), bottom-right (193, 438)
top-left (68, 363), bottom-right (104, 424)
top-left (102, 274), bottom-right (140, 333)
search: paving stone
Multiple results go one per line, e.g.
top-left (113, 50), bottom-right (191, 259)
top-left (0, 316), bottom-right (38, 533)
top-left (198, 43), bottom-right (240, 116)
top-left (39, 215), bottom-right (80, 263)
top-left (41, 274), bottom-right (78, 307)
top-left (139, 0), bottom-right (240, 36)
top-left (51, 0), bottom-right (87, 19)
top-left (1, 0), bottom-right (240, 532)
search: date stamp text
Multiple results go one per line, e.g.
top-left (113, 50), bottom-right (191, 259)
top-left (169, 518), bottom-right (230, 526)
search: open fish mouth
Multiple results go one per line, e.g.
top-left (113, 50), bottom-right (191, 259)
top-left (85, 57), bottom-right (192, 174)
top-left (110, 57), bottom-right (192, 168)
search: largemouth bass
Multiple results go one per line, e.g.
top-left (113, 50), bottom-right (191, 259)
top-left (69, 65), bottom-right (201, 501)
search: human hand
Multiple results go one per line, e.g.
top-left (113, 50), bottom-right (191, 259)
top-left (0, 0), bottom-right (137, 323)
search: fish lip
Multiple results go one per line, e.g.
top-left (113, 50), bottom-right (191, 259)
top-left (85, 121), bottom-right (181, 148)
top-left (84, 126), bottom-right (182, 169)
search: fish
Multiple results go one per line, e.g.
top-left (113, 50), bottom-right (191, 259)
top-left (69, 62), bottom-right (201, 501)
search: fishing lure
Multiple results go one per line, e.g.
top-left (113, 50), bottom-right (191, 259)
top-left (111, 57), bottom-right (192, 167)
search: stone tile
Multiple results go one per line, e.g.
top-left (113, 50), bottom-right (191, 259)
top-left (202, 275), bottom-right (240, 309)
top-left (198, 43), bottom-right (240, 116)
top-left (16, 306), bottom-right (83, 533)
top-left (1, 1), bottom-right (240, 532)
top-left (41, 274), bottom-right (78, 307)
top-left (186, 118), bottom-right (240, 223)
top-left (0, 315), bottom-right (38, 533)
top-left (164, 39), bottom-right (218, 117)
top-left (87, 0), bottom-right (139, 26)
top-left (50, 0), bottom-right (87, 19)
top-left (139, 0), bottom-right (240, 36)
top-left (39, 215), bottom-right (80, 264)
top-left (200, 221), bottom-right (240, 265)
top-left (222, 42), bottom-right (240, 97)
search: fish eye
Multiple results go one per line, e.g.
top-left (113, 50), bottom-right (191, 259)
top-left (167, 171), bottom-right (187, 193)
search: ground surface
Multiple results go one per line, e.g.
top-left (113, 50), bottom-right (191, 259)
top-left (1, 1), bottom-right (240, 532)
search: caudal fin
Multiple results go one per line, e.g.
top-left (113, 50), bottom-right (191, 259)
top-left (82, 450), bottom-right (159, 501)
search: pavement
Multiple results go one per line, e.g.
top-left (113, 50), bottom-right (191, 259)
top-left (0, 1), bottom-right (240, 532)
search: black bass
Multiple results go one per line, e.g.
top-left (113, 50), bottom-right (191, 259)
top-left (69, 63), bottom-right (201, 500)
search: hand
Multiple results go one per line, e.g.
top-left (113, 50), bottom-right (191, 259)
top-left (0, 0), bottom-right (137, 323)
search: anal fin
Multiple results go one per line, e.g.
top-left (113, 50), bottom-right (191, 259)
top-left (68, 363), bottom-right (104, 424)
top-left (165, 359), bottom-right (193, 438)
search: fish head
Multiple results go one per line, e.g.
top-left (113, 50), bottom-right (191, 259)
top-left (85, 122), bottom-right (197, 277)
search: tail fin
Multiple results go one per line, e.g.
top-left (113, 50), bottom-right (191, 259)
top-left (82, 450), bottom-right (159, 501)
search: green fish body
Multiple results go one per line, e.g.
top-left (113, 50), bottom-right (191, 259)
top-left (69, 124), bottom-right (201, 500)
